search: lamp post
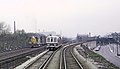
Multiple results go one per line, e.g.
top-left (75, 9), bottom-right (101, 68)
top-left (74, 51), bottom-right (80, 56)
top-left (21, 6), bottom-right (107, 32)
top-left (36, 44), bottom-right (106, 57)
top-left (117, 37), bottom-right (120, 56)
top-left (85, 44), bottom-right (88, 61)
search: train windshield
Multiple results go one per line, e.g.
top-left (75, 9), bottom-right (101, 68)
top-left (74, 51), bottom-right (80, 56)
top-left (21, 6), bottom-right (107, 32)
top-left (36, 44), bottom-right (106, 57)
top-left (51, 37), bottom-right (53, 42)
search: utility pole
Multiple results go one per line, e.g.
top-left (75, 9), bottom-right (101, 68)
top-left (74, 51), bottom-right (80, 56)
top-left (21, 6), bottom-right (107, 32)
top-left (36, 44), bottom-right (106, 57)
top-left (14, 21), bottom-right (16, 34)
top-left (117, 42), bottom-right (119, 56)
top-left (117, 36), bottom-right (120, 56)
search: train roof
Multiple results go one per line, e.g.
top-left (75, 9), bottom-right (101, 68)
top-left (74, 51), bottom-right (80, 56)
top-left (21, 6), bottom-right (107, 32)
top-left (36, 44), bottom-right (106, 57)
top-left (47, 35), bottom-right (60, 38)
top-left (28, 33), bottom-right (46, 37)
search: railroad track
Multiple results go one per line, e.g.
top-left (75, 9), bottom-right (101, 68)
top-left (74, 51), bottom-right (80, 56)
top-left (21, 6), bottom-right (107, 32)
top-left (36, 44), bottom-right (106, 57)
top-left (25, 49), bottom-right (58, 69)
top-left (60, 45), bottom-right (83, 69)
top-left (0, 46), bottom-right (46, 69)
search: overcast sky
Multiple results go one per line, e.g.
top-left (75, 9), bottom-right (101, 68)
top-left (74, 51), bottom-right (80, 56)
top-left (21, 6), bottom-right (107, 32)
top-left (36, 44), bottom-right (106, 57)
top-left (0, 0), bottom-right (120, 37)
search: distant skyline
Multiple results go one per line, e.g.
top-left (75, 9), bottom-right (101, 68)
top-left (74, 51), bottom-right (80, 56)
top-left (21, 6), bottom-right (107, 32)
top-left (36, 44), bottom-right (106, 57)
top-left (0, 0), bottom-right (120, 37)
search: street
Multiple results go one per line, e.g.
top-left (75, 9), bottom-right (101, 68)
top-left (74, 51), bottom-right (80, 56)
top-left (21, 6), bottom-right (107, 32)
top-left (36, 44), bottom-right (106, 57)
top-left (94, 44), bottom-right (120, 68)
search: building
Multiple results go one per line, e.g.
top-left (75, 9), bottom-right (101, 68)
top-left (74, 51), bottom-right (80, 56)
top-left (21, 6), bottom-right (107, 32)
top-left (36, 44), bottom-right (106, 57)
top-left (106, 32), bottom-right (120, 42)
top-left (76, 34), bottom-right (96, 42)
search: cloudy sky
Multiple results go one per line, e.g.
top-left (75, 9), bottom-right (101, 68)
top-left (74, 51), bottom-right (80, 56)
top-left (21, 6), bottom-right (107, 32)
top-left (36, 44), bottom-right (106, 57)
top-left (0, 0), bottom-right (120, 37)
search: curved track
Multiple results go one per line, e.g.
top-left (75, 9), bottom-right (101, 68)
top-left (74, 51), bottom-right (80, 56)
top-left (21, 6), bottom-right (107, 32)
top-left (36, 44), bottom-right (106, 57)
top-left (25, 49), bottom-right (58, 69)
top-left (60, 45), bottom-right (83, 69)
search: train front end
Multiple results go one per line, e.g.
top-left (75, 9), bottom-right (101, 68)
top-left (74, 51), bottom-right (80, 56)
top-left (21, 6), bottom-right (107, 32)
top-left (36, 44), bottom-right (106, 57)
top-left (46, 35), bottom-right (61, 51)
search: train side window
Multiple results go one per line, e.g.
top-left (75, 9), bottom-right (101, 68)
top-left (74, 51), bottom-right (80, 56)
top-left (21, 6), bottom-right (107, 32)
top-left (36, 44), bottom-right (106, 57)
top-left (54, 38), bottom-right (57, 42)
top-left (35, 37), bottom-right (38, 42)
top-left (47, 38), bottom-right (50, 42)
top-left (40, 37), bottom-right (42, 43)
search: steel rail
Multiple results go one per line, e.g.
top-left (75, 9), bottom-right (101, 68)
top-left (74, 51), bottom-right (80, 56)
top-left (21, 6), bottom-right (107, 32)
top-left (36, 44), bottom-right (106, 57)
top-left (59, 46), bottom-right (67, 69)
top-left (61, 45), bottom-right (83, 69)
top-left (63, 48), bottom-right (67, 69)
top-left (39, 49), bottom-right (59, 69)
top-left (70, 47), bottom-right (84, 69)
top-left (59, 48), bottom-right (63, 69)
top-left (22, 50), bottom-right (49, 69)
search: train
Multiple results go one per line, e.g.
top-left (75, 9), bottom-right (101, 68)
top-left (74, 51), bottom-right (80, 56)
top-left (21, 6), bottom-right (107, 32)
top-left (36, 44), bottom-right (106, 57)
top-left (28, 34), bottom-right (46, 48)
top-left (28, 34), bottom-right (62, 50)
top-left (46, 35), bottom-right (62, 50)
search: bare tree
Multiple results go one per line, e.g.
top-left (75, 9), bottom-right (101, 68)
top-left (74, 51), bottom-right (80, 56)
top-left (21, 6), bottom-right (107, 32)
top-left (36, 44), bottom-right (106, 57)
top-left (0, 22), bottom-right (11, 34)
top-left (4, 24), bottom-right (11, 34)
top-left (16, 29), bottom-right (25, 34)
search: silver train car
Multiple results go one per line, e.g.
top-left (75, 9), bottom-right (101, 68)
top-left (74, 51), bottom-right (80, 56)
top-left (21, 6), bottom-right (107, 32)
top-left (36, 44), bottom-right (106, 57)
top-left (46, 35), bottom-right (62, 50)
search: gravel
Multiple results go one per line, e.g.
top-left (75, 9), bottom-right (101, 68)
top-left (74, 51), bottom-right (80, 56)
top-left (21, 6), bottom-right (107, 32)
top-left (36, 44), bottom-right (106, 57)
top-left (46, 49), bottom-right (61, 69)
